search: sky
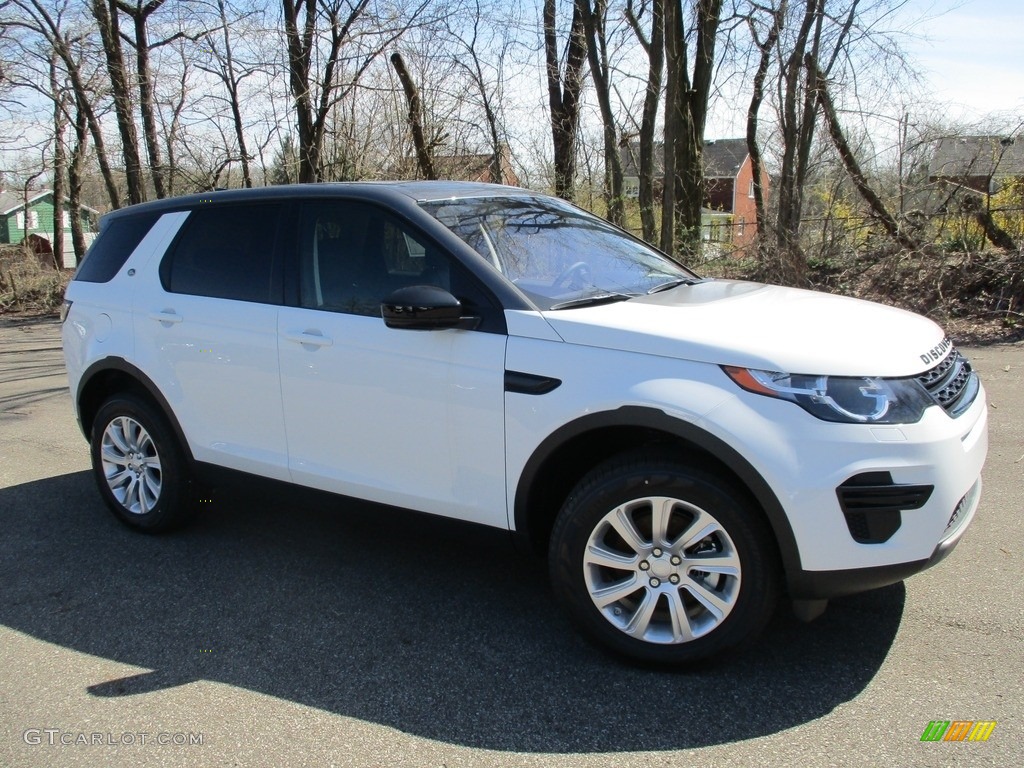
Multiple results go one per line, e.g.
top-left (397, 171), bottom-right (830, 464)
top-left (898, 0), bottom-right (1024, 124)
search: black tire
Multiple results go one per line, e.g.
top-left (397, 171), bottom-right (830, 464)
top-left (90, 393), bottom-right (195, 533)
top-left (549, 449), bottom-right (779, 666)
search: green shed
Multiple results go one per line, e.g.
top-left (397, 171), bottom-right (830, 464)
top-left (0, 189), bottom-right (97, 268)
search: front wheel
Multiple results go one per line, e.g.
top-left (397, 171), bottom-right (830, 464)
top-left (90, 393), bottom-right (195, 533)
top-left (549, 451), bottom-right (779, 665)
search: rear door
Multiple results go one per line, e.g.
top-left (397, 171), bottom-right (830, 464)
top-left (132, 203), bottom-right (289, 480)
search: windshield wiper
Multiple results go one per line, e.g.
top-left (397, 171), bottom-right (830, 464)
top-left (550, 292), bottom-right (637, 310)
top-left (647, 277), bottom-right (702, 295)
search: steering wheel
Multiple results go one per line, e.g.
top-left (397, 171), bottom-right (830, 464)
top-left (552, 261), bottom-right (591, 290)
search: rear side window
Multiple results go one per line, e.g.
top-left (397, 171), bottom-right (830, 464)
top-left (161, 204), bottom-right (282, 304)
top-left (74, 213), bottom-right (160, 283)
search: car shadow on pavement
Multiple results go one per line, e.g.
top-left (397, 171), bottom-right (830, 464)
top-left (0, 470), bottom-right (906, 753)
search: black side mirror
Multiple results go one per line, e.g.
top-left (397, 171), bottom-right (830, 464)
top-left (381, 285), bottom-right (480, 330)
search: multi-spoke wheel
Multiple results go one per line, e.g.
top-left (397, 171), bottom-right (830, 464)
top-left (90, 394), bottom-right (194, 532)
top-left (550, 451), bottom-right (779, 665)
top-left (100, 416), bottom-right (162, 516)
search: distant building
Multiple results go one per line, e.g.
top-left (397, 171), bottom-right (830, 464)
top-left (0, 189), bottom-right (97, 268)
top-left (929, 135), bottom-right (1024, 196)
top-left (393, 144), bottom-right (520, 186)
top-left (620, 138), bottom-right (768, 250)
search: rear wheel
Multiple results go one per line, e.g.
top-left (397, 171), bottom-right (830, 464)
top-left (549, 450), bottom-right (779, 665)
top-left (90, 393), bottom-right (195, 532)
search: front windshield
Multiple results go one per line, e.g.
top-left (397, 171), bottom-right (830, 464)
top-left (421, 195), bottom-right (697, 309)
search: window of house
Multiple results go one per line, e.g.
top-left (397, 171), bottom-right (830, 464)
top-left (161, 204), bottom-right (283, 304)
top-left (748, 180), bottom-right (755, 199)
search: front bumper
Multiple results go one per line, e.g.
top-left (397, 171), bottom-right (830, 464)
top-left (701, 373), bottom-right (988, 596)
top-left (787, 477), bottom-right (981, 599)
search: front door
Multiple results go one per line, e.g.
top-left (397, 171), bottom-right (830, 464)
top-left (277, 200), bottom-right (508, 528)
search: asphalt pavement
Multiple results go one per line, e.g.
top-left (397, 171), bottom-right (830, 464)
top-left (0, 317), bottom-right (1020, 767)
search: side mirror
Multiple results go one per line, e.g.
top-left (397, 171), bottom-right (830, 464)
top-left (381, 285), bottom-right (480, 330)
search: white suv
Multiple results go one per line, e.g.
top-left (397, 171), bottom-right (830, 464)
top-left (61, 182), bottom-right (987, 665)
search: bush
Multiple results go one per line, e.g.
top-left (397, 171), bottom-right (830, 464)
top-left (0, 246), bottom-right (71, 316)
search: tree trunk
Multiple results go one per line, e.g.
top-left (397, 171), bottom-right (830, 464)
top-left (49, 54), bottom-right (66, 271)
top-left (24, 0), bottom-right (121, 208)
top-left (580, 0), bottom-right (623, 225)
top-left (626, 0), bottom-right (664, 244)
top-left (544, 0), bottom-right (587, 201)
top-left (745, 1), bottom-right (786, 240)
top-left (91, 0), bottom-right (146, 204)
top-left (117, 0), bottom-right (168, 198)
top-left (662, 0), bottom-right (722, 257)
top-left (811, 58), bottom-right (919, 252)
top-left (68, 100), bottom-right (89, 261)
top-left (215, 0), bottom-right (253, 188)
top-left (390, 52), bottom-right (436, 180)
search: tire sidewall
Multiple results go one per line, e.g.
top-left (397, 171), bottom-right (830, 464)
top-left (90, 394), bottom-right (189, 532)
top-left (550, 457), bottom-right (778, 665)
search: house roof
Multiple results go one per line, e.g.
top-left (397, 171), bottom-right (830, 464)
top-left (0, 189), bottom-right (100, 215)
top-left (702, 139), bottom-right (749, 178)
top-left (929, 135), bottom-right (1024, 180)
top-left (620, 138), bottom-right (750, 179)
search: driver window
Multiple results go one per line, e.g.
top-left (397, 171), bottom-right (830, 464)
top-left (299, 201), bottom-right (449, 316)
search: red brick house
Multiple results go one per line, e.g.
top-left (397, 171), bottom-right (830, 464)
top-left (620, 138), bottom-right (768, 250)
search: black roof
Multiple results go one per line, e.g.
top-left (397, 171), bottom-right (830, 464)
top-left (619, 138), bottom-right (749, 179)
top-left (100, 181), bottom-right (533, 223)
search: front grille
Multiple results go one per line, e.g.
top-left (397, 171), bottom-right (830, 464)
top-left (916, 348), bottom-right (979, 417)
top-left (945, 480), bottom-right (981, 536)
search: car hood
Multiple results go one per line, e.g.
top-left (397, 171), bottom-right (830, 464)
top-left (541, 279), bottom-right (947, 377)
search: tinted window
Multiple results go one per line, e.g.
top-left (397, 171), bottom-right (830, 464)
top-left (163, 204), bottom-right (282, 303)
top-left (74, 213), bottom-right (160, 283)
top-left (299, 201), bottom-right (453, 317)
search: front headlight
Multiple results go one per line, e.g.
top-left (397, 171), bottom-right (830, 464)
top-left (722, 366), bottom-right (933, 424)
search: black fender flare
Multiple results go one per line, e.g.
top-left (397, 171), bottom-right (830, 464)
top-left (513, 405), bottom-right (804, 582)
top-left (76, 356), bottom-right (195, 464)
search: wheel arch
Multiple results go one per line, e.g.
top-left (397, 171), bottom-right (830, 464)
top-left (513, 406), bottom-right (803, 581)
top-left (76, 357), bottom-right (194, 463)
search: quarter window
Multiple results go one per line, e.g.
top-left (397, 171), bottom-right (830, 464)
top-left (74, 212), bottom-right (160, 283)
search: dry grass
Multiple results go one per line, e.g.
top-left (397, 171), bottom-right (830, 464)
top-left (0, 247), bottom-right (71, 316)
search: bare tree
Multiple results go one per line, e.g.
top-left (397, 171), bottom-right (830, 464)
top-left (625, 0), bottom-right (664, 243)
top-left (810, 57), bottom-right (918, 251)
top-left (442, 0), bottom-right (515, 184)
top-left (281, 0), bottom-right (426, 183)
top-left (661, 0), bottom-right (723, 256)
top-left (194, 0), bottom-right (268, 188)
top-left (48, 50), bottom-right (66, 269)
top-left (390, 50), bottom-right (434, 178)
top-left (116, 1), bottom-right (202, 198)
top-left (544, 0), bottom-right (587, 200)
top-left (8, 0), bottom-right (122, 207)
top-left (579, 0), bottom-right (623, 224)
top-left (744, 0), bottom-right (786, 240)
top-left (91, 0), bottom-right (146, 203)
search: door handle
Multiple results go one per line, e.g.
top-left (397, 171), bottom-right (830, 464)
top-left (285, 330), bottom-right (333, 347)
top-left (149, 310), bottom-right (183, 324)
